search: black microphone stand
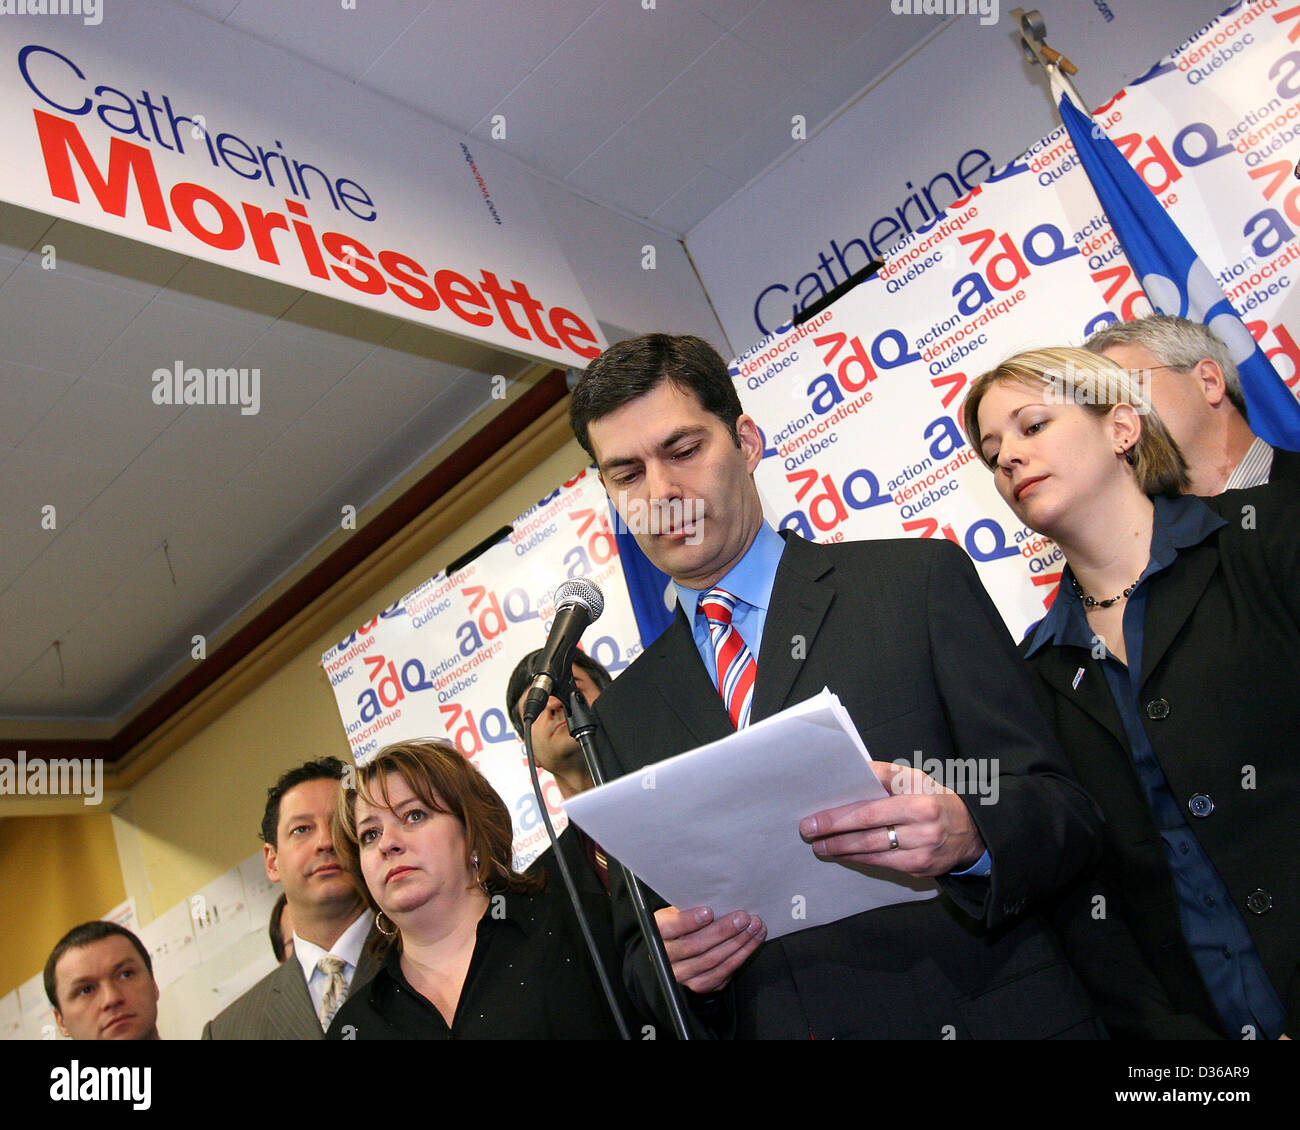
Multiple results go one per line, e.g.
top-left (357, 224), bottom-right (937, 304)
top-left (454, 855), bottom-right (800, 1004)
top-left (562, 685), bottom-right (693, 1041)
top-left (521, 675), bottom-right (631, 1041)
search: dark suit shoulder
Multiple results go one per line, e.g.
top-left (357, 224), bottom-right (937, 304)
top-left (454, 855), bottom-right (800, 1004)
top-left (1268, 445), bottom-right (1300, 488)
top-left (779, 527), bottom-right (972, 571)
top-left (1201, 485), bottom-right (1300, 606)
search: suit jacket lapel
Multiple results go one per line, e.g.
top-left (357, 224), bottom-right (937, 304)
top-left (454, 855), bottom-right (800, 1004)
top-left (1140, 540), bottom-right (1218, 688)
top-left (646, 607), bottom-right (737, 746)
top-left (1033, 645), bottom-right (1129, 750)
top-left (269, 955), bottom-right (323, 1040)
top-left (752, 536), bottom-right (833, 722)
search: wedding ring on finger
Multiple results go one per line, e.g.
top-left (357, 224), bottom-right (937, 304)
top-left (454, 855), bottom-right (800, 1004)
top-left (886, 824), bottom-right (900, 850)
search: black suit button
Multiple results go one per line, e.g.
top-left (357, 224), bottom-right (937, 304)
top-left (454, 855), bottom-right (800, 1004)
top-left (1145, 698), bottom-right (1171, 720)
top-left (1188, 793), bottom-right (1214, 818)
top-left (1245, 889), bottom-right (1273, 915)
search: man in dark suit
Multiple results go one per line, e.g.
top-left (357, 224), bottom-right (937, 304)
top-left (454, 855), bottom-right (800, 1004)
top-left (203, 758), bottom-right (381, 1039)
top-left (567, 333), bottom-right (1107, 1039)
top-left (507, 648), bottom-right (613, 897)
top-left (1087, 314), bottom-right (1299, 494)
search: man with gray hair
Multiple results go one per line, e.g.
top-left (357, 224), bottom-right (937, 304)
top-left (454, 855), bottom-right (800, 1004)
top-left (1085, 314), bottom-right (1298, 495)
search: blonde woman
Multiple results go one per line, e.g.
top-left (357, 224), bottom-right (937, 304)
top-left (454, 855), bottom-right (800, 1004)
top-left (964, 347), bottom-right (1298, 1040)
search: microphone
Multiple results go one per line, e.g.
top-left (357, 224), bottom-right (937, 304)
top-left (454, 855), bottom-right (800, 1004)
top-left (521, 580), bottom-right (604, 726)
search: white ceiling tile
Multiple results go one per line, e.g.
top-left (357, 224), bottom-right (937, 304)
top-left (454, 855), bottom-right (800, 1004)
top-left (0, 449), bottom-right (117, 564)
top-left (223, 0), bottom-right (432, 81)
top-left (0, 263), bottom-right (153, 375)
top-left (704, 82), bottom-right (843, 186)
top-left (362, 1), bottom-right (602, 130)
top-left (344, 350), bottom-right (466, 415)
top-left (234, 328), bottom-right (367, 419)
top-left (730, 0), bottom-right (893, 84)
top-left (20, 380), bottom-right (182, 470)
top-left (686, 0), bottom-right (764, 30)
top-left (568, 34), bottom-right (790, 216)
top-left (565, 119), bottom-right (702, 219)
top-left (4, 529), bottom-right (138, 645)
top-left (85, 299), bottom-right (266, 391)
top-left (488, 2), bottom-right (725, 177)
top-left (0, 362), bottom-right (78, 448)
top-left (472, 71), bottom-right (626, 183)
top-left (292, 376), bottom-right (414, 459)
top-left (16, 567), bottom-right (191, 716)
top-left (0, 643), bottom-right (72, 715)
top-left (650, 166), bottom-right (743, 234)
top-left (69, 458), bottom-right (228, 548)
top-left (0, 563), bottom-right (113, 702)
top-left (228, 419), bottom-right (353, 498)
top-left (174, 0), bottom-right (241, 21)
top-left (647, 35), bottom-right (795, 164)
top-left (160, 487), bottom-right (293, 585)
top-left (128, 403), bottom-right (292, 488)
top-left (812, 14), bottom-right (947, 104)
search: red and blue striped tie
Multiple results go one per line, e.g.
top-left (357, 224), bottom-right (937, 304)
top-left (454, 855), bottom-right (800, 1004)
top-left (699, 587), bottom-right (756, 730)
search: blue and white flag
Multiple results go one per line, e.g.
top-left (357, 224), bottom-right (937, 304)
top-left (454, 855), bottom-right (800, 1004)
top-left (1059, 94), bottom-right (1300, 451)
top-left (609, 503), bottom-right (676, 647)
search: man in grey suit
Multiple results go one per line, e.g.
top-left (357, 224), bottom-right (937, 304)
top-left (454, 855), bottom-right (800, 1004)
top-left (203, 758), bottom-right (381, 1039)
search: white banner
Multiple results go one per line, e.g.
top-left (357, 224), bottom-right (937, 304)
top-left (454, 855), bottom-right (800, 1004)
top-left (0, 0), bottom-right (605, 367)
top-left (689, 0), bottom-right (1227, 348)
top-left (321, 469), bottom-right (648, 869)
top-left (737, 1), bottom-right (1300, 639)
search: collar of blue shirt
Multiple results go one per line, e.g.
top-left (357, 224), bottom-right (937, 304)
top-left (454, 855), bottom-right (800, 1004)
top-left (1024, 493), bottom-right (1226, 656)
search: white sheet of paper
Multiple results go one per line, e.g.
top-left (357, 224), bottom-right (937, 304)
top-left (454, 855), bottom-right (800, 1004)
top-left (564, 688), bottom-right (937, 940)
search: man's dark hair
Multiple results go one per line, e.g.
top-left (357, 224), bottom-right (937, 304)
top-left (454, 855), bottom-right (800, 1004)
top-left (261, 757), bottom-right (348, 847)
top-left (506, 648), bottom-right (613, 738)
top-left (569, 333), bottom-right (743, 460)
top-left (268, 891), bottom-right (290, 963)
top-left (44, 921), bottom-right (153, 1009)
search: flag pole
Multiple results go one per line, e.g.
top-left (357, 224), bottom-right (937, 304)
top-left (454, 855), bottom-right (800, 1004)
top-left (1011, 7), bottom-right (1088, 112)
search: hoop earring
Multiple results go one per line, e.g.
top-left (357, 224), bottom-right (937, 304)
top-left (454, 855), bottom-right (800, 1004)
top-left (374, 910), bottom-right (397, 937)
top-left (470, 849), bottom-right (489, 895)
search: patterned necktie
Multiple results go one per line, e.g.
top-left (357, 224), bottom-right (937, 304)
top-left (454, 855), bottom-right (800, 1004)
top-left (699, 587), bottom-right (757, 729)
top-left (317, 955), bottom-right (349, 1031)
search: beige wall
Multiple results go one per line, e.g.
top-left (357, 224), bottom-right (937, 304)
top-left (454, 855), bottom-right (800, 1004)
top-left (0, 813), bottom-right (126, 1000)
top-left (1, 430), bottom-right (592, 999)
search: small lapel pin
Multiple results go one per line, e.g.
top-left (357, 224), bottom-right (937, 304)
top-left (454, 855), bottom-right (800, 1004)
top-left (1072, 667), bottom-right (1085, 691)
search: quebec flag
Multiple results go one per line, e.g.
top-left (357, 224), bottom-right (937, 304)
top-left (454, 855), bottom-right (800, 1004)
top-left (1059, 94), bottom-right (1300, 451)
top-left (609, 501), bottom-right (676, 647)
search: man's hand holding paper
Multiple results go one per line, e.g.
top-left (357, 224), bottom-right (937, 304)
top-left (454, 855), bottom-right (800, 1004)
top-left (801, 760), bottom-right (986, 878)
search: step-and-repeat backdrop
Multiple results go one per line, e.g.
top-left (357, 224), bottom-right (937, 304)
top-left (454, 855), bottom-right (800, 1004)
top-left (321, 4), bottom-right (1300, 864)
